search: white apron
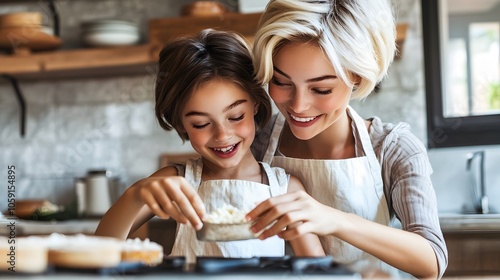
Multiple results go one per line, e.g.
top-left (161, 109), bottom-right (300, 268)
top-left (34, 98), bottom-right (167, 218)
top-left (170, 158), bottom-right (287, 264)
top-left (263, 106), bottom-right (397, 275)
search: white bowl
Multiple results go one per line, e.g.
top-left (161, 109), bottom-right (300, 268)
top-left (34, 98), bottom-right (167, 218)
top-left (84, 26), bottom-right (138, 33)
top-left (83, 30), bottom-right (140, 47)
top-left (81, 19), bottom-right (138, 31)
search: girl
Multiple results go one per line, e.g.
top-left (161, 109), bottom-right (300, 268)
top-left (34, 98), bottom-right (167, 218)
top-left (245, 0), bottom-right (448, 278)
top-left (95, 29), bottom-right (324, 263)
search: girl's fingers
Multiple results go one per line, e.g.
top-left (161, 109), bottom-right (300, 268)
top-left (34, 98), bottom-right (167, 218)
top-left (141, 191), bottom-right (171, 220)
top-left (136, 176), bottom-right (206, 229)
top-left (166, 183), bottom-right (204, 230)
top-left (179, 180), bottom-right (206, 217)
top-left (189, 191), bottom-right (207, 221)
top-left (156, 195), bottom-right (188, 224)
top-left (146, 181), bottom-right (188, 224)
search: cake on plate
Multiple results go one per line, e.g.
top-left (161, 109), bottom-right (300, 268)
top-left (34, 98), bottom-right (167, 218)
top-left (121, 237), bottom-right (164, 266)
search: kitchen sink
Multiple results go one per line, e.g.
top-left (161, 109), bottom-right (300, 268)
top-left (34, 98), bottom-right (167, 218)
top-left (439, 212), bottom-right (500, 232)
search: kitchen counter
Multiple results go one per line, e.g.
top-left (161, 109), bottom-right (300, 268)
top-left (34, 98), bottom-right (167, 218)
top-left (439, 213), bottom-right (500, 232)
top-left (0, 275), bottom-right (362, 280)
top-left (7, 213), bottom-right (499, 236)
top-left (439, 213), bottom-right (500, 276)
top-left (2, 256), bottom-right (365, 279)
top-left (4, 272), bottom-right (499, 279)
top-left (0, 218), bottom-right (99, 236)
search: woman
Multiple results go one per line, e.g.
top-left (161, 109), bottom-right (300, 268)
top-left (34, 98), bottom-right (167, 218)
top-left (245, 0), bottom-right (447, 278)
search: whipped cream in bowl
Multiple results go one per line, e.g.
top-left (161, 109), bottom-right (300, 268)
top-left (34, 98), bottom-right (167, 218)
top-left (197, 205), bottom-right (257, 241)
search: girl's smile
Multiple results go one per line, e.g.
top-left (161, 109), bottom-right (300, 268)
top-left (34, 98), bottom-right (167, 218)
top-left (181, 79), bottom-right (257, 171)
top-left (210, 142), bottom-right (240, 158)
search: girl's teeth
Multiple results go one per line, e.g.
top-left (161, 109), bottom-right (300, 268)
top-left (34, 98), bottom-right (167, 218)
top-left (290, 115), bottom-right (316, 122)
top-left (214, 144), bottom-right (235, 153)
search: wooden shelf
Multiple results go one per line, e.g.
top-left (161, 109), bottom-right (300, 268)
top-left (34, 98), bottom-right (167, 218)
top-left (0, 13), bottom-right (263, 81)
top-left (0, 44), bottom-right (156, 80)
top-left (0, 11), bottom-right (408, 80)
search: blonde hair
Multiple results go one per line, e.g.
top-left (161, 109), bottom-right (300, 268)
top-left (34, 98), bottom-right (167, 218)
top-left (253, 0), bottom-right (396, 99)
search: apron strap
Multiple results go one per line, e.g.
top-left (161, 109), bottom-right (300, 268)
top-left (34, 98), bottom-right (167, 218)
top-left (263, 113), bottom-right (286, 164)
top-left (347, 106), bottom-right (388, 221)
top-left (346, 106), bottom-right (381, 173)
top-left (260, 162), bottom-right (288, 197)
top-left (346, 106), bottom-right (380, 171)
top-left (184, 158), bottom-right (203, 191)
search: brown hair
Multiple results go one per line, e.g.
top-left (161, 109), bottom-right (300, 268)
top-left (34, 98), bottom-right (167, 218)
top-left (155, 29), bottom-right (272, 141)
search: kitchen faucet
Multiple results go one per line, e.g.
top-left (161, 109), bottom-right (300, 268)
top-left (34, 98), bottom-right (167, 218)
top-left (466, 151), bottom-right (488, 214)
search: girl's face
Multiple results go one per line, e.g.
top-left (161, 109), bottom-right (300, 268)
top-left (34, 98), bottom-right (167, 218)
top-left (181, 79), bottom-right (257, 169)
top-left (269, 42), bottom-right (355, 140)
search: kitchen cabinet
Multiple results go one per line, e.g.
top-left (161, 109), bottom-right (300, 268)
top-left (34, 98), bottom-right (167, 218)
top-left (443, 231), bottom-right (500, 276)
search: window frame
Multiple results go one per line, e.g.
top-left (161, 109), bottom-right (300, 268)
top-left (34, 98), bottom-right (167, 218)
top-left (421, 0), bottom-right (500, 148)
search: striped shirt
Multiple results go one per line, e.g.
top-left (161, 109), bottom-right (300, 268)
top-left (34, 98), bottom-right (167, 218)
top-left (251, 113), bottom-right (448, 278)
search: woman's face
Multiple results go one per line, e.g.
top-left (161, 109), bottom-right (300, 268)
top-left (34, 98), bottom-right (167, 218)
top-left (269, 42), bottom-right (355, 140)
top-left (181, 79), bottom-right (257, 169)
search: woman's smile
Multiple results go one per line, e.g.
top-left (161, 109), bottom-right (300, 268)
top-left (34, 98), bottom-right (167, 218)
top-left (270, 42), bottom-right (353, 140)
top-left (288, 113), bottom-right (321, 127)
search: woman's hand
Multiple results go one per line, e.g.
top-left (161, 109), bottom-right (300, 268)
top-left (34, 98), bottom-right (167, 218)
top-left (133, 175), bottom-right (206, 230)
top-left (246, 191), bottom-right (341, 240)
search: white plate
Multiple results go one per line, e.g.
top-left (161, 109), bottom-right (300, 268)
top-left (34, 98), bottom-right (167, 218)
top-left (83, 31), bottom-right (140, 47)
top-left (83, 26), bottom-right (138, 33)
top-left (81, 19), bottom-right (138, 31)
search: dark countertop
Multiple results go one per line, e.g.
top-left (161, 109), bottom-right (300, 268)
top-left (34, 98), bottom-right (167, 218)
top-left (439, 213), bottom-right (500, 233)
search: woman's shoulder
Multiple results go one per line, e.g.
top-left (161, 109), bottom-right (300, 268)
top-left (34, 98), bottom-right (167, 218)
top-left (369, 116), bottom-right (412, 139)
top-left (369, 116), bottom-right (428, 157)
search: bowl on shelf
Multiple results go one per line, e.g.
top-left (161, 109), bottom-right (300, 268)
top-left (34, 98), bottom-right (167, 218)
top-left (0, 12), bottom-right (61, 53)
top-left (0, 25), bottom-right (62, 52)
top-left (0, 12), bottom-right (43, 28)
top-left (81, 19), bottom-right (140, 47)
top-left (82, 31), bottom-right (140, 47)
top-left (180, 1), bottom-right (227, 17)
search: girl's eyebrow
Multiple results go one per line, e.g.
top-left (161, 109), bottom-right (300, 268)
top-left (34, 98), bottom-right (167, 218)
top-left (273, 66), bottom-right (337, 83)
top-left (184, 99), bottom-right (248, 117)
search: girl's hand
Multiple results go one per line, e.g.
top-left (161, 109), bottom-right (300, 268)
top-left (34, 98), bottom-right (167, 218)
top-left (246, 191), bottom-right (340, 240)
top-left (133, 176), bottom-right (206, 230)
